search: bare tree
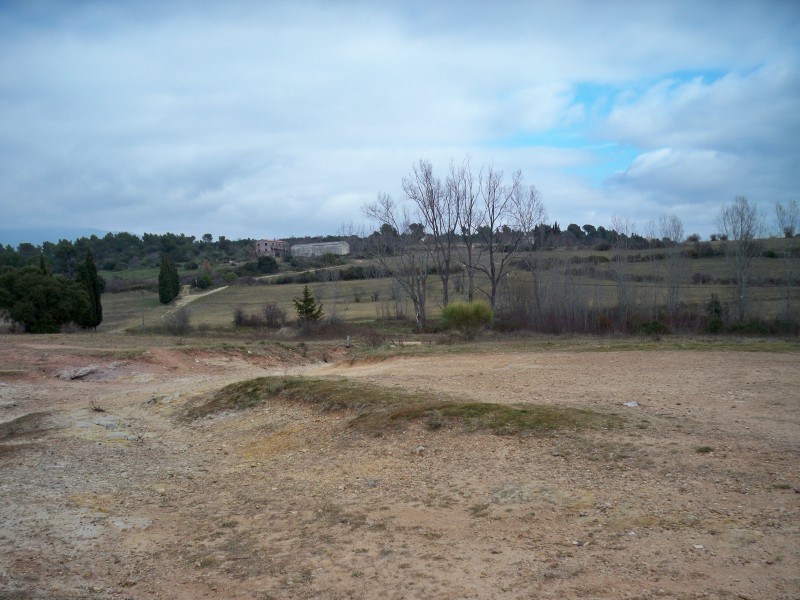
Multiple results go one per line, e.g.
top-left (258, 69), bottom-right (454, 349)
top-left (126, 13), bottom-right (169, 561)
top-left (643, 219), bottom-right (661, 319)
top-left (658, 214), bottom-right (686, 317)
top-left (337, 221), bottom-right (369, 256)
top-left (449, 157), bottom-right (481, 301)
top-left (774, 200), bottom-right (798, 320)
top-left (611, 214), bottom-right (636, 323)
top-left (318, 267), bottom-right (341, 319)
top-left (363, 193), bottom-right (430, 330)
top-left (775, 199), bottom-right (798, 238)
top-left (403, 160), bottom-right (458, 307)
top-left (475, 167), bottom-right (547, 310)
top-left (717, 196), bottom-right (764, 321)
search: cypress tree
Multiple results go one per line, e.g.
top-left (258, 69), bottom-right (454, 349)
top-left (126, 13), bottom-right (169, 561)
top-left (170, 256), bottom-right (181, 299)
top-left (39, 253), bottom-right (50, 275)
top-left (158, 254), bottom-right (179, 304)
top-left (77, 249), bottom-right (103, 329)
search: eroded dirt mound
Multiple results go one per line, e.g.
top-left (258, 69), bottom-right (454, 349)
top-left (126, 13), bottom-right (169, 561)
top-left (0, 336), bottom-right (798, 599)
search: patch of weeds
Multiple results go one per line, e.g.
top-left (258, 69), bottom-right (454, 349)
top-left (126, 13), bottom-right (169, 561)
top-left (317, 503), bottom-right (367, 529)
top-left (469, 502), bottom-right (491, 518)
top-left (197, 556), bottom-right (217, 569)
top-left (426, 409), bottom-right (444, 430)
top-left (297, 567), bottom-right (314, 583)
top-left (219, 520), bottom-right (238, 528)
top-left (771, 483), bottom-right (792, 490)
top-left (696, 445), bottom-right (715, 454)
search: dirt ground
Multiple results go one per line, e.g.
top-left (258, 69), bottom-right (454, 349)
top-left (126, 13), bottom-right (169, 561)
top-left (0, 335), bottom-right (798, 600)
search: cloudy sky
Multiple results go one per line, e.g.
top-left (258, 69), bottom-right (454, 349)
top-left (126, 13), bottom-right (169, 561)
top-left (1, 0), bottom-right (798, 246)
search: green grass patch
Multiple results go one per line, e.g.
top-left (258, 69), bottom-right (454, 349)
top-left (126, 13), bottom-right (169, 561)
top-left (180, 375), bottom-right (622, 435)
top-left (385, 401), bottom-right (619, 434)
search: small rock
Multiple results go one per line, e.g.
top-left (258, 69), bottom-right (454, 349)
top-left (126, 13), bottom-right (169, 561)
top-left (693, 544), bottom-right (704, 550)
top-left (58, 365), bottom-right (100, 380)
top-left (623, 401), bottom-right (640, 408)
top-left (414, 445), bottom-right (426, 456)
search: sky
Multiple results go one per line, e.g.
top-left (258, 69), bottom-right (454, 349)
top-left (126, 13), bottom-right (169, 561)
top-left (0, 0), bottom-right (798, 246)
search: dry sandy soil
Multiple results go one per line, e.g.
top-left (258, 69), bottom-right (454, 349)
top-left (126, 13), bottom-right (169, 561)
top-left (0, 335), bottom-right (798, 600)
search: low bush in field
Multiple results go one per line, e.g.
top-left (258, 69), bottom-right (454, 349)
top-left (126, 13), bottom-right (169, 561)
top-left (441, 300), bottom-right (493, 340)
top-left (233, 304), bottom-right (287, 329)
top-left (164, 307), bottom-right (191, 335)
top-left (636, 320), bottom-right (670, 337)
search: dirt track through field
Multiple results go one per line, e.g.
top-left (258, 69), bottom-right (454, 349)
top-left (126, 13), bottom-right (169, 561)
top-left (0, 337), bottom-right (798, 599)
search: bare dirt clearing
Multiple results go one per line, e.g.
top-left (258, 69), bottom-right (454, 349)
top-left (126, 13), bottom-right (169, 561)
top-left (0, 336), bottom-right (798, 599)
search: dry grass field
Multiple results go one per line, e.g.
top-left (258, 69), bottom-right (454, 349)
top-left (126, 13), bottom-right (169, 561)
top-left (90, 238), bottom-right (798, 334)
top-left (0, 333), bottom-right (798, 599)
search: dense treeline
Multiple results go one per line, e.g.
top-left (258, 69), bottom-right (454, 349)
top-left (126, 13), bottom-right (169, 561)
top-left (0, 252), bottom-right (101, 332)
top-left (0, 232), bottom-right (256, 276)
top-left (0, 221), bottom-right (667, 277)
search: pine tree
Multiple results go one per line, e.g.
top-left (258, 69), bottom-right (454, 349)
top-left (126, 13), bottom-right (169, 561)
top-left (77, 249), bottom-right (103, 329)
top-left (158, 254), bottom-right (179, 304)
top-left (293, 285), bottom-right (323, 326)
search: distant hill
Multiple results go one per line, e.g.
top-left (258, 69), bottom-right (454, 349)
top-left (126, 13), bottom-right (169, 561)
top-left (0, 227), bottom-right (113, 248)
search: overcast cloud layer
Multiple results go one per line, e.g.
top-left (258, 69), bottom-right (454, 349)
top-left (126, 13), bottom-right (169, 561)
top-left (1, 0), bottom-right (798, 244)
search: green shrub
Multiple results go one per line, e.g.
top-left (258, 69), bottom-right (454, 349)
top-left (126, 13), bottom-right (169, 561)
top-left (706, 318), bottom-right (724, 334)
top-left (638, 320), bottom-right (669, 336)
top-left (441, 300), bottom-right (493, 340)
top-left (195, 272), bottom-right (213, 289)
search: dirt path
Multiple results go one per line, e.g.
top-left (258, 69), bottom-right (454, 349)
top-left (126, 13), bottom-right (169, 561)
top-left (173, 285), bottom-right (229, 309)
top-left (0, 338), bottom-right (797, 599)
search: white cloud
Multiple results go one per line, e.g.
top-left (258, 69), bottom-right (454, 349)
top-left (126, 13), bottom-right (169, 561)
top-left (604, 61), bottom-right (800, 153)
top-left (0, 0), bottom-right (798, 241)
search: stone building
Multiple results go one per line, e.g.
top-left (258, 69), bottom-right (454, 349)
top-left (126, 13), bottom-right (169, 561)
top-left (255, 239), bottom-right (289, 257)
top-left (290, 241), bottom-right (350, 257)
